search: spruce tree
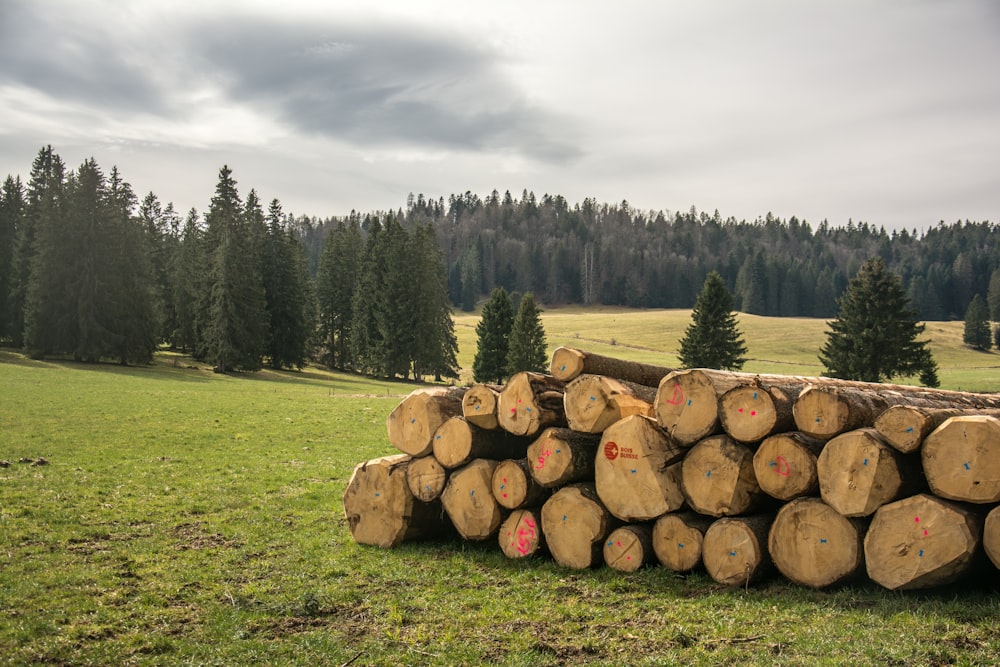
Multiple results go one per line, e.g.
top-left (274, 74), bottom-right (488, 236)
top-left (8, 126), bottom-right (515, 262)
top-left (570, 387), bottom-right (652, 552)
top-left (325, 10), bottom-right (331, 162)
top-left (410, 223), bottom-right (459, 381)
top-left (262, 198), bottom-right (310, 369)
top-left (507, 292), bottom-right (547, 373)
top-left (678, 271), bottom-right (747, 370)
top-left (0, 175), bottom-right (24, 343)
top-left (378, 215), bottom-right (417, 378)
top-left (819, 257), bottom-right (939, 387)
top-left (988, 268), bottom-right (1000, 322)
top-left (962, 294), bottom-right (991, 351)
top-left (472, 286), bottom-right (514, 383)
top-left (316, 219), bottom-right (361, 369)
top-left (172, 208), bottom-right (203, 353)
top-left (350, 218), bottom-right (386, 375)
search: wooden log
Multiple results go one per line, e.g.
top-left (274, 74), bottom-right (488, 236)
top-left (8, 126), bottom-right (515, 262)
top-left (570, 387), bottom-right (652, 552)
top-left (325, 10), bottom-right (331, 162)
top-left (440, 459), bottom-right (505, 541)
top-left (767, 497), bottom-right (867, 589)
top-left (603, 524), bottom-right (656, 573)
top-left (922, 415), bottom-right (1000, 504)
top-left (718, 382), bottom-right (799, 444)
top-left (702, 514), bottom-right (775, 587)
top-left (497, 372), bottom-right (567, 437)
top-left (564, 374), bottom-right (657, 434)
top-left (875, 406), bottom-right (982, 454)
top-left (864, 493), bottom-right (983, 590)
top-left (526, 426), bottom-right (600, 488)
top-left (386, 386), bottom-right (466, 456)
top-left (492, 458), bottom-right (549, 510)
top-left (817, 428), bottom-right (921, 517)
top-left (752, 432), bottom-right (826, 501)
top-left (595, 414), bottom-right (687, 521)
top-left (432, 416), bottom-right (530, 469)
top-left (405, 454), bottom-right (448, 502)
top-left (652, 511), bottom-right (713, 572)
top-left (550, 346), bottom-right (673, 386)
top-left (462, 383), bottom-right (503, 430)
top-left (540, 483), bottom-right (617, 569)
top-left (680, 434), bottom-right (765, 517)
top-left (655, 369), bottom-right (735, 445)
top-left (343, 454), bottom-right (448, 548)
top-left (499, 508), bottom-right (545, 559)
top-left (985, 505), bottom-right (1000, 570)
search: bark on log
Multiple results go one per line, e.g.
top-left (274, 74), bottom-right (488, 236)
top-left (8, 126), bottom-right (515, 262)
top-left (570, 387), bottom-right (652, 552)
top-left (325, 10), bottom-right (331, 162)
top-left (874, 406), bottom-right (990, 454)
top-left (540, 483), bottom-right (618, 569)
top-left (595, 414), bottom-right (687, 521)
top-left (752, 432), bottom-right (826, 501)
top-left (492, 458), bottom-right (549, 510)
top-left (864, 493), bottom-right (983, 590)
top-left (680, 434), bottom-right (765, 517)
top-left (702, 514), bottom-right (775, 587)
top-left (922, 415), bottom-right (1000, 504)
top-left (440, 459), bottom-right (505, 541)
top-left (652, 511), bottom-right (713, 572)
top-left (405, 454), bottom-right (448, 502)
top-left (817, 428), bottom-right (921, 517)
top-left (526, 427), bottom-right (600, 488)
top-left (564, 374), bottom-right (657, 434)
top-left (603, 524), bottom-right (656, 573)
top-left (497, 372), bottom-right (567, 437)
top-left (655, 369), bottom-right (734, 445)
top-left (499, 508), bottom-right (545, 559)
top-left (462, 383), bottom-right (503, 430)
top-left (432, 416), bottom-right (530, 469)
top-left (985, 505), bottom-right (1000, 570)
top-left (386, 387), bottom-right (467, 456)
top-left (343, 454), bottom-right (448, 547)
top-left (767, 497), bottom-right (867, 589)
top-left (718, 382), bottom-right (799, 444)
top-left (550, 346), bottom-right (673, 386)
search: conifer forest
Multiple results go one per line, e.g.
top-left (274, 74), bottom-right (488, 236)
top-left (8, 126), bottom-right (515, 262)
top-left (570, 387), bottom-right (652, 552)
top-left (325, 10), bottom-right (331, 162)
top-left (1, 147), bottom-right (999, 377)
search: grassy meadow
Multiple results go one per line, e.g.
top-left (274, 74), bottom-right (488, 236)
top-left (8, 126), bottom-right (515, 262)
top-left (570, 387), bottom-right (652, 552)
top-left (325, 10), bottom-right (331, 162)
top-left (2, 308), bottom-right (1000, 665)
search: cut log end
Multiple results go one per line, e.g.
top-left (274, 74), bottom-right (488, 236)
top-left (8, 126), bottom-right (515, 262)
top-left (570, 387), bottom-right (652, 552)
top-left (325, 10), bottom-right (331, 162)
top-left (405, 455), bottom-right (448, 502)
top-left (817, 428), bottom-right (912, 517)
top-left (540, 484), bottom-right (615, 569)
top-left (603, 524), bottom-right (655, 573)
top-left (440, 459), bottom-right (505, 541)
top-left (768, 497), bottom-right (865, 589)
top-left (386, 387), bottom-right (466, 456)
top-left (680, 434), bottom-right (763, 517)
top-left (752, 432), bottom-right (824, 501)
top-left (499, 509), bottom-right (545, 559)
top-left (702, 514), bottom-right (775, 587)
top-left (922, 415), bottom-right (1000, 504)
top-left (655, 370), bottom-right (723, 445)
top-left (652, 512), bottom-right (713, 572)
top-left (492, 458), bottom-right (548, 510)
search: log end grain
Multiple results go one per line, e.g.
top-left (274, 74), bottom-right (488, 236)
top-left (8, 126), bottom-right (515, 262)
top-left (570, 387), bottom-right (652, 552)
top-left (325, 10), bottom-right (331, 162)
top-left (985, 505), bottom-right (1000, 570)
top-left (768, 497), bottom-right (865, 589)
top-left (652, 512), bottom-right (712, 572)
top-left (405, 455), bottom-right (448, 502)
top-left (462, 384), bottom-right (501, 430)
top-left (922, 415), bottom-right (1000, 504)
top-left (492, 458), bottom-right (548, 510)
top-left (550, 346), bottom-right (586, 381)
top-left (680, 434), bottom-right (762, 517)
top-left (817, 429), bottom-right (907, 517)
top-left (540, 484), bottom-right (613, 569)
top-left (603, 524), bottom-right (655, 573)
top-left (655, 370), bottom-right (722, 445)
top-left (386, 387), bottom-right (465, 456)
top-left (702, 515), bottom-right (774, 587)
top-left (499, 508), bottom-right (545, 559)
top-left (440, 459), bottom-right (504, 541)
top-left (719, 384), bottom-right (783, 444)
top-left (752, 432), bottom-right (824, 501)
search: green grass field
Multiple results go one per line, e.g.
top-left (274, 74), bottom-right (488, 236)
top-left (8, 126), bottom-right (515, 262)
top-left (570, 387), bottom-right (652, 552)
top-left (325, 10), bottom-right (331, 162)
top-left (2, 309), bottom-right (999, 665)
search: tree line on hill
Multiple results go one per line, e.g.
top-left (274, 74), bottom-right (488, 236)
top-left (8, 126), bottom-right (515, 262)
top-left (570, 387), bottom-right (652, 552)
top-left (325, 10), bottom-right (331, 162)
top-left (2, 146), bottom-right (999, 375)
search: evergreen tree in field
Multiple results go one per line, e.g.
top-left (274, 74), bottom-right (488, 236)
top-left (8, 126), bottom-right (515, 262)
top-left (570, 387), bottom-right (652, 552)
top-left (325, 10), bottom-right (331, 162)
top-left (988, 268), bottom-right (1000, 322)
top-left (172, 208), bottom-right (203, 353)
top-left (819, 257), bottom-right (939, 387)
top-left (262, 198), bottom-right (310, 369)
top-left (138, 192), bottom-right (181, 346)
top-left (200, 166), bottom-right (269, 372)
top-left (350, 217), bottom-right (386, 376)
top-left (507, 292), bottom-right (547, 373)
top-left (678, 271), bottom-right (747, 370)
top-left (378, 214), bottom-right (417, 378)
top-left (316, 218), bottom-right (361, 369)
top-left (0, 175), bottom-right (25, 343)
top-left (472, 286), bottom-right (514, 383)
top-left (962, 294), bottom-right (991, 351)
top-left (410, 223), bottom-right (459, 381)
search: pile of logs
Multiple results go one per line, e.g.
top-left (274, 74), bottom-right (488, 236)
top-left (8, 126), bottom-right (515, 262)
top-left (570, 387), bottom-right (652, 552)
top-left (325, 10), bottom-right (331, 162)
top-left (343, 346), bottom-right (1000, 591)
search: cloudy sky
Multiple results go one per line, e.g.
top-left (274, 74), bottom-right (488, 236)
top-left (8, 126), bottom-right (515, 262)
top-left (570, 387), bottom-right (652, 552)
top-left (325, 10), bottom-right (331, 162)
top-left (1, 0), bottom-right (998, 230)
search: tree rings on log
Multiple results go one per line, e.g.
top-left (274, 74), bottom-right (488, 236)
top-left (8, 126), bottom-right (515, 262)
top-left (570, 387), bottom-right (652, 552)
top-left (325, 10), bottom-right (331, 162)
top-left (462, 384), bottom-right (502, 430)
top-left (540, 483), bottom-right (616, 569)
top-left (817, 428), bottom-right (918, 518)
top-left (386, 387), bottom-right (466, 456)
top-left (499, 508), bottom-right (545, 559)
top-left (655, 370), bottom-right (730, 445)
top-left (922, 415), bottom-right (1000, 503)
top-left (405, 455), bottom-right (448, 502)
top-left (719, 382), bottom-right (798, 444)
top-left (595, 415), bottom-right (687, 521)
top-left (564, 374), bottom-right (656, 434)
top-left (864, 494), bottom-right (983, 590)
top-left (752, 432), bottom-right (825, 501)
top-left (526, 427), bottom-right (599, 488)
top-left (343, 454), bottom-right (447, 548)
top-left (680, 434), bottom-right (763, 517)
top-left (440, 459), bottom-right (504, 541)
top-left (497, 372), bottom-right (566, 437)
top-left (702, 514), bottom-right (775, 587)
top-left (793, 385), bottom-right (887, 440)
top-left (652, 511), bottom-right (713, 572)
top-left (492, 458), bottom-right (548, 510)
top-left (432, 416), bottom-right (530, 469)
top-left (767, 497), bottom-right (866, 589)
top-left (603, 524), bottom-right (655, 573)
top-left (874, 406), bottom-right (968, 454)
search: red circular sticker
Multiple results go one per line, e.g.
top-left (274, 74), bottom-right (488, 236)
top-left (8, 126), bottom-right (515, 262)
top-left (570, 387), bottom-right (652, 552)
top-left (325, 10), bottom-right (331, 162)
top-left (604, 441), bottom-right (619, 461)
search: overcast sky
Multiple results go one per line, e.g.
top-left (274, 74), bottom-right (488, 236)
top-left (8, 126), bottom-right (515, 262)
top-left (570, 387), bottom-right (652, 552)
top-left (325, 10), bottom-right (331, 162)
top-left (1, 0), bottom-right (998, 230)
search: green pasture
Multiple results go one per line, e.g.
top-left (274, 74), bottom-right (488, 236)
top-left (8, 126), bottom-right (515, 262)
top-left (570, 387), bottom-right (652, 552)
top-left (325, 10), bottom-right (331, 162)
top-left (2, 309), bottom-right (1000, 665)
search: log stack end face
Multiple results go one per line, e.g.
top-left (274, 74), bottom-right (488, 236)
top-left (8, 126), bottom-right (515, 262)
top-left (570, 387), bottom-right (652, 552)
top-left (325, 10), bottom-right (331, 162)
top-left (922, 415), bottom-right (1000, 504)
top-left (655, 370), bottom-right (720, 445)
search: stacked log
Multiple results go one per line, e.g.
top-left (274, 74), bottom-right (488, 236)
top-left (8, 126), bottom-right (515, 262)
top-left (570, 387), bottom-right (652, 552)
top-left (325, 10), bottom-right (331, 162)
top-left (345, 349), bottom-right (1000, 593)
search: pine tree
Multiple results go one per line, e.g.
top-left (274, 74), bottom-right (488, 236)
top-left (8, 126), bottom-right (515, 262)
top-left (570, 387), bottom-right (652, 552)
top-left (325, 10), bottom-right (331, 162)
top-left (172, 208), bottom-right (203, 353)
top-left (350, 218), bottom-right (386, 375)
top-left (819, 257), bottom-right (939, 387)
top-left (316, 219), bottom-right (361, 369)
top-left (507, 292), bottom-right (547, 373)
top-left (410, 223), bottom-right (459, 381)
top-left (988, 268), bottom-right (1000, 322)
top-left (378, 215), bottom-right (417, 378)
top-left (0, 175), bottom-right (25, 343)
top-left (262, 198), bottom-right (310, 369)
top-left (962, 294), bottom-right (991, 351)
top-left (472, 286), bottom-right (514, 383)
top-left (678, 271), bottom-right (747, 370)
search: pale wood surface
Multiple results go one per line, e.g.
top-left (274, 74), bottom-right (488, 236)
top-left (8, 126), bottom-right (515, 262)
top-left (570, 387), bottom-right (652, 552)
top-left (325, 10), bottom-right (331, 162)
top-left (817, 428), bottom-right (917, 517)
top-left (440, 459), bottom-right (504, 541)
top-left (498, 508), bottom-right (545, 559)
top-left (603, 524), bottom-right (655, 573)
top-left (702, 514), bottom-right (775, 587)
top-left (492, 458), bottom-right (549, 510)
top-left (752, 432), bottom-right (826, 501)
top-left (550, 346), bottom-right (673, 386)
top-left (922, 415), bottom-right (1000, 503)
top-left (386, 387), bottom-right (466, 456)
top-left (564, 374), bottom-right (656, 434)
top-left (540, 483), bottom-right (616, 569)
top-left (526, 426), bottom-right (599, 488)
top-left (680, 434), bottom-right (764, 517)
top-left (405, 454), bottom-right (448, 502)
top-left (767, 497), bottom-right (865, 589)
top-left (497, 372), bottom-right (567, 437)
top-left (652, 511), bottom-right (713, 572)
